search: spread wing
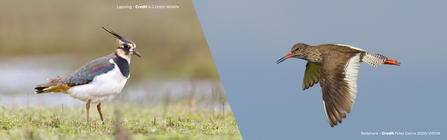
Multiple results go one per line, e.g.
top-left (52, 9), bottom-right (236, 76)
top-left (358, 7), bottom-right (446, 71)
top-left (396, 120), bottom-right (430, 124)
top-left (319, 52), bottom-right (360, 127)
top-left (60, 55), bottom-right (115, 86)
top-left (302, 62), bottom-right (321, 90)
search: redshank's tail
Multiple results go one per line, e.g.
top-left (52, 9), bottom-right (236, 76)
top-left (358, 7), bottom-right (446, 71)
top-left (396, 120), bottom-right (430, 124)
top-left (384, 59), bottom-right (400, 66)
top-left (361, 52), bottom-right (400, 67)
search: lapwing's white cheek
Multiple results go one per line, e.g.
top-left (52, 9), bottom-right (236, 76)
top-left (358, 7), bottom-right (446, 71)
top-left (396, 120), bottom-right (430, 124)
top-left (116, 48), bottom-right (131, 61)
top-left (129, 44), bottom-right (136, 51)
top-left (117, 49), bottom-right (124, 56)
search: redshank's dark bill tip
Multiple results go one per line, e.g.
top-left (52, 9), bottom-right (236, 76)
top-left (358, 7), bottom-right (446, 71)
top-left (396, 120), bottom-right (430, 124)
top-left (276, 53), bottom-right (293, 64)
top-left (276, 57), bottom-right (287, 64)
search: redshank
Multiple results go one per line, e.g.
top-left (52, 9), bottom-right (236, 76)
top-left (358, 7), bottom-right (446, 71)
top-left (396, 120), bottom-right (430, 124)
top-left (276, 43), bottom-right (400, 127)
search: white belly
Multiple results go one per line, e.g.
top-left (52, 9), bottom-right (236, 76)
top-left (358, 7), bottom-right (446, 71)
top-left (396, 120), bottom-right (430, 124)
top-left (67, 65), bottom-right (128, 104)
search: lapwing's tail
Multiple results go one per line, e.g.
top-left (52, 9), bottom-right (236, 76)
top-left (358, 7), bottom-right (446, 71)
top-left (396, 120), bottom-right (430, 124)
top-left (35, 76), bottom-right (68, 94)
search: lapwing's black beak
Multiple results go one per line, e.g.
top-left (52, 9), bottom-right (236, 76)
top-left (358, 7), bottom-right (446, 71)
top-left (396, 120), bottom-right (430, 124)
top-left (133, 51), bottom-right (142, 58)
top-left (276, 52), bottom-right (293, 64)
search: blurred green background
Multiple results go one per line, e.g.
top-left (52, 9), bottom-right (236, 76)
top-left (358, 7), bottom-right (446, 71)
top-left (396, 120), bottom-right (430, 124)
top-left (0, 0), bottom-right (219, 81)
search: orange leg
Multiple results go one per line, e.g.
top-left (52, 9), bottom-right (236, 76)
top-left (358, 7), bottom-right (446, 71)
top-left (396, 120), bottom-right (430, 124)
top-left (86, 99), bottom-right (91, 123)
top-left (97, 103), bottom-right (104, 124)
top-left (384, 59), bottom-right (401, 66)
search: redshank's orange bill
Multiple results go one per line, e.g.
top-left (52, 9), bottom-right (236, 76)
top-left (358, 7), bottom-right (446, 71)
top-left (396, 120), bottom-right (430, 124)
top-left (384, 59), bottom-right (401, 66)
top-left (276, 52), bottom-right (293, 64)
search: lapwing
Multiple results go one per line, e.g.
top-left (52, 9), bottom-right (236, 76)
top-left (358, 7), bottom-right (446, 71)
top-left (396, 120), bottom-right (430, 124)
top-left (34, 26), bottom-right (141, 124)
top-left (276, 43), bottom-right (400, 127)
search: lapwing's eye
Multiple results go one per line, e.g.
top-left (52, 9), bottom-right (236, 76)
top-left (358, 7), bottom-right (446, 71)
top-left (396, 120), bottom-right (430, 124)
top-left (123, 44), bottom-right (130, 49)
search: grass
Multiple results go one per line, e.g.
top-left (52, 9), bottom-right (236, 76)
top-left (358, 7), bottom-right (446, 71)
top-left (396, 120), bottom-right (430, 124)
top-left (0, 102), bottom-right (241, 140)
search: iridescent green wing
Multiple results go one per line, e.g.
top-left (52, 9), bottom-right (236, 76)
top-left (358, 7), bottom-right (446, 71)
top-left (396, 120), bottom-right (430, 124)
top-left (60, 55), bottom-right (115, 86)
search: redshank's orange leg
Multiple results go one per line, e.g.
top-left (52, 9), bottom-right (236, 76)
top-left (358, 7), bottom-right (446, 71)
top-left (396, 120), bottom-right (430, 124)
top-left (384, 59), bottom-right (401, 66)
top-left (86, 99), bottom-right (91, 123)
top-left (97, 103), bottom-right (104, 124)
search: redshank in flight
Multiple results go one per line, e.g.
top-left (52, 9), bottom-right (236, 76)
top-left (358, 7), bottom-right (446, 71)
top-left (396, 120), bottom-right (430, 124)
top-left (276, 43), bottom-right (400, 127)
